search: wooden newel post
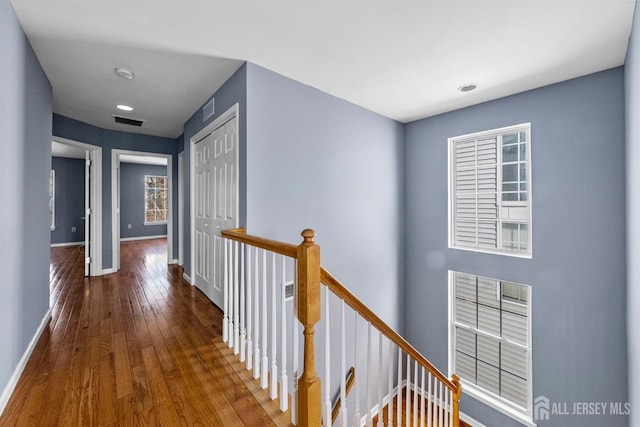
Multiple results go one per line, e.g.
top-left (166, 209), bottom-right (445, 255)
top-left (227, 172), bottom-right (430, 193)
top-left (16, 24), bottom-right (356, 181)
top-left (296, 229), bottom-right (322, 427)
top-left (452, 374), bottom-right (462, 427)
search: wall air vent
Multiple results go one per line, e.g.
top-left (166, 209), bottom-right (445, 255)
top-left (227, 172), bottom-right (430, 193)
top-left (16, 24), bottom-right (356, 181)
top-left (114, 116), bottom-right (143, 127)
top-left (203, 97), bottom-right (215, 122)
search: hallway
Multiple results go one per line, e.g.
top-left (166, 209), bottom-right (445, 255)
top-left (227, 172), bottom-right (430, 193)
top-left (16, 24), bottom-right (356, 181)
top-left (0, 239), bottom-right (280, 426)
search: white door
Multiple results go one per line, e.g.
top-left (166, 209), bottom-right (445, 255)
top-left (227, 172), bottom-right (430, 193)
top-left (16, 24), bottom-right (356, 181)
top-left (84, 151), bottom-right (91, 276)
top-left (211, 119), bottom-right (238, 306)
top-left (194, 118), bottom-right (238, 308)
top-left (194, 132), bottom-right (214, 299)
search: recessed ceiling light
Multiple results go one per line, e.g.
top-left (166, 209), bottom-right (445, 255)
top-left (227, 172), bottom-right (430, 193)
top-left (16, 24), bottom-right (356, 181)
top-left (116, 104), bottom-right (134, 112)
top-left (458, 84), bottom-right (478, 92)
top-left (114, 68), bottom-right (134, 80)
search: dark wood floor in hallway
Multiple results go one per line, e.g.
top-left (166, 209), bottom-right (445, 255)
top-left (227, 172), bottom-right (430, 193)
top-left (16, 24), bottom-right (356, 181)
top-left (0, 239), bottom-right (280, 426)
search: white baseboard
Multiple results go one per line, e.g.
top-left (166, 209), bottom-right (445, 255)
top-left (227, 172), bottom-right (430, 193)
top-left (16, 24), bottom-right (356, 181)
top-left (182, 272), bottom-right (192, 285)
top-left (101, 267), bottom-right (117, 275)
top-left (0, 307), bottom-right (52, 417)
top-left (50, 241), bottom-right (83, 248)
top-left (169, 259), bottom-right (178, 265)
top-left (120, 235), bottom-right (167, 242)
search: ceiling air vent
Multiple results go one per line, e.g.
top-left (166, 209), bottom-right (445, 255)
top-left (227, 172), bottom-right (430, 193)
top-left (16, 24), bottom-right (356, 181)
top-left (114, 116), bottom-right (143, 127)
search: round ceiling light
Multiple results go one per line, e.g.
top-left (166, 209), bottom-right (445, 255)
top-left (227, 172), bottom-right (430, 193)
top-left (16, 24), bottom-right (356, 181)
top-left (116, 104), bottom-right (134, 112)
top-left (458, 84), bottom-right (478, 92)
top-left (114, 68), bottom-right (134, 80)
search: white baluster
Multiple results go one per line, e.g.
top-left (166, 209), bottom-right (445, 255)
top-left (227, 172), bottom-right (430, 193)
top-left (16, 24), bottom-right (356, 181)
top-left (388, 341), bottom-right (394, 427)
top-left (270, 253), bottom-right (278, 400)
top-left (261, 250), bottom-right (268, 389)
top-left (397, 348), bottom-right (402, 427)
top-left (413, 360), bottom-right (418, 426)
top-left (438, 381), bottom-right (444, 426)
top-left (253, 247), bottom-right (260, 380)
top-left (223, 239), bottom-right (229, 343)
top-left (228, 241), bottom-right (234, 349)
top-left (292, 268), bottom-right (299, 425)
top-left (377, 332), bottom-right (383, 427)
top-left (366, 322), bottom-right (372, 427)
top-left (233, 241), bottom-right (240, 354)
top-left (280, 255), bottom-right (288, 412)
top-left (353, 313), bottom-right (361, 427)
top-left (323, 286), bottom-right (331, 427)
top-left (427, 372), bottom-right (433, 427)
top-left (239, 243), bottom-right (246, 362)
top-left (405, 354), bottom-right (410, 426)
top-left (444, 385), bottom-right (450, 427)
top-left (246, 246), bottom-right (253, 371)
top-left (340, 301), bottom-right (347, 427)
top-left (420, 367), bottom-right (425, 427)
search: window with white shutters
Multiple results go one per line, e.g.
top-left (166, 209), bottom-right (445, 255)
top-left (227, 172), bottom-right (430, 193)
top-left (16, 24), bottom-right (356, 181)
top-left (449, 270), bottom-right (532, 424)
top-left (449, 124), bottom-right (531, 256)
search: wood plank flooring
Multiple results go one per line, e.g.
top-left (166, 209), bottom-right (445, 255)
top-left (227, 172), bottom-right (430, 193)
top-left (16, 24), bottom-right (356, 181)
top-left (0, 239), bottom-right (285, 426)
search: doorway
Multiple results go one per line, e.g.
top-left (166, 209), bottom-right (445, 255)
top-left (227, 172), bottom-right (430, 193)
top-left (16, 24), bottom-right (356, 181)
top-left (51, 137), bottom-right (102, 276)
top-left (111, 150), bottom-right (173, 272)
top-left (190, 104), bottom-right (239, 309)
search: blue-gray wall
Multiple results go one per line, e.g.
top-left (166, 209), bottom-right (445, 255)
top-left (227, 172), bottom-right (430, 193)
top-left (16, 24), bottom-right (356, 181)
top-left (245, 63), bottom-right (405, 329)
top-left (182, 64), bottom-right (248, 279)
top-left (120, 162), bottom-right (168, 239)
top-left (0, 0), bottom-right (52, 405)
top-left (626, 1), bottom-right (640, 425)
top-left (52, 115), bottom-right (179, 268)
top-left (50, 157), bottom-right (85, 244)
top-left (404, 68), bottom-right (627, 426)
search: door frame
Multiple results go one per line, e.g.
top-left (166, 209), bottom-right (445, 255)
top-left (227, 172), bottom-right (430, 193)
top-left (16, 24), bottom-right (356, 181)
top-left (111, 149), bottom-right (173, 272)
top-left (178, 151), bottom-right (185, 266)
top-left (189, 103), bottom-right (240, 286)
top-left (52, 136), bottom-right (102, 276)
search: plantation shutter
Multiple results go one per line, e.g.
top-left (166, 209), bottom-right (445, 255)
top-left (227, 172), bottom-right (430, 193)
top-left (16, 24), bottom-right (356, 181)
top-left (452, 137), bottom-right (498, 249)
top-left (452, 272), bottom-right (530, 412)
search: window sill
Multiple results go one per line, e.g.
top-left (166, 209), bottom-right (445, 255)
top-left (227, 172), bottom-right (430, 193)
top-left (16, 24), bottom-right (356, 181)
top-left (144, 222), bottom-right (167, 226)
top-left (449, 244), bottom-right (532, 259)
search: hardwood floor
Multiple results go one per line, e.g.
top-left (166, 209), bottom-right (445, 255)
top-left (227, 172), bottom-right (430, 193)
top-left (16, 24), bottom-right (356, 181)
top-left (0, 239), bottom-right (284, 426)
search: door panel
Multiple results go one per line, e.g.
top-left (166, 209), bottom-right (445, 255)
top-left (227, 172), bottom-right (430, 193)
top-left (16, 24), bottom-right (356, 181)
top-left (194, 116), bottom-right (238, 309)
top-left (194, 133), bottom-right (214, 297)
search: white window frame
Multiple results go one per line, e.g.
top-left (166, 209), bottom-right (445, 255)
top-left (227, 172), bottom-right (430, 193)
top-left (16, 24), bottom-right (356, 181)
top-left (144, 175), bottom-right (168, 225)
top-left (448, 123), bottom-right (532, 257)
top-left (49, 169), bottom-right (56, 231)
top-left (448, 270), bottom-right (534, 427)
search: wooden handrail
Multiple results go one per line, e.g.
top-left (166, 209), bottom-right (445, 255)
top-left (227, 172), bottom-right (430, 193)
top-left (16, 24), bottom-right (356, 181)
top-left (331, 367), bottom-right (355, 425)
top-left (221, 228), bottom-right (298, 258)
top-left (320, 268), bottom-right (458, 393)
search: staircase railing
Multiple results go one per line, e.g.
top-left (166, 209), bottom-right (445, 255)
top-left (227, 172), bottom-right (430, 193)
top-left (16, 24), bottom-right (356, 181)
top-left (221, 228), bottom-right (461, 426)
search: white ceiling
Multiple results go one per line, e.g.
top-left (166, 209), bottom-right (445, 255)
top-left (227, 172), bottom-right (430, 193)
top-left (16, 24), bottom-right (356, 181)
top-left (11, 1), bottom-right (636, 139)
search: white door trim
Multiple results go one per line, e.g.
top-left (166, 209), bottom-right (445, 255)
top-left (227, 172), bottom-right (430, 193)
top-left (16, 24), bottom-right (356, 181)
top-left (178, 152), bottom-right (185, 266)
top-left (111, 149), bottom-right (173, 272)
top-left (189, 103), bottom-right (240, 287)
top-left (52, 136), bottom-right (102, 276)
